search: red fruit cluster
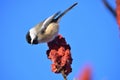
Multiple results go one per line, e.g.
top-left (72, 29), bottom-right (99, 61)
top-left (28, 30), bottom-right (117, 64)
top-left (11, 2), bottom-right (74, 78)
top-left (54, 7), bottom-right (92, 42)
top-left (46, 35), bottom-right (72, 76)
top-left (77, 66), bottom-right (92, 80)
top-left (116, 0), bottom-right (120, 29)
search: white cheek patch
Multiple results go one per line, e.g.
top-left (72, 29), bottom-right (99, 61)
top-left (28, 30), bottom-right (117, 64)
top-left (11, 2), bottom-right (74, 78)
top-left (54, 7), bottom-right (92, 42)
top-left (30, 33), bottom-right (35, 43)
top-left (29, 28), bottom-right (37, 43)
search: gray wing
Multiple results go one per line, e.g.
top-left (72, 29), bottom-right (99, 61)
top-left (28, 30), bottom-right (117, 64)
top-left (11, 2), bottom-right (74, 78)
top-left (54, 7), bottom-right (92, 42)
top-left (40, 11), bottom-right (61, 33)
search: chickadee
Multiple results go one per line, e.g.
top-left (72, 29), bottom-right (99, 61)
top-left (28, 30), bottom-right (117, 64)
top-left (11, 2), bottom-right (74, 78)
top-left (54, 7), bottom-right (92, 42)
top-left (26, 2), bottom-right (78, 45)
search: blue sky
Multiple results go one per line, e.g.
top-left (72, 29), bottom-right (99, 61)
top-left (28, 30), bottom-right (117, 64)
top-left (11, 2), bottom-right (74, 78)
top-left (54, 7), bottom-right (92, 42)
top-left (1, 0), bottom-right (120, 80)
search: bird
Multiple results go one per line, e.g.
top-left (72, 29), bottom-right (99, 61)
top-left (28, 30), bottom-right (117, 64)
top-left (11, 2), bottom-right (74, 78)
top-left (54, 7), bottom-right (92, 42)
top-left (26, 2), bottom-right (78, 45)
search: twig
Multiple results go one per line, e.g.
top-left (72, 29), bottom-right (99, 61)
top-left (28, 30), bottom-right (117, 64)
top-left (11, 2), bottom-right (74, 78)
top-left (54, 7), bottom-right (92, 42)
top-left (61, 70), bottom-right (67, 80)
top-left (102, 0), bottom-right (116, 17)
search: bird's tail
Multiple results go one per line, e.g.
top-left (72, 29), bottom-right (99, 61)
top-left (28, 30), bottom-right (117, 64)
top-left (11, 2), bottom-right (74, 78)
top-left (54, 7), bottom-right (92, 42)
top-left (55, 2), bottom-right (78, 22)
